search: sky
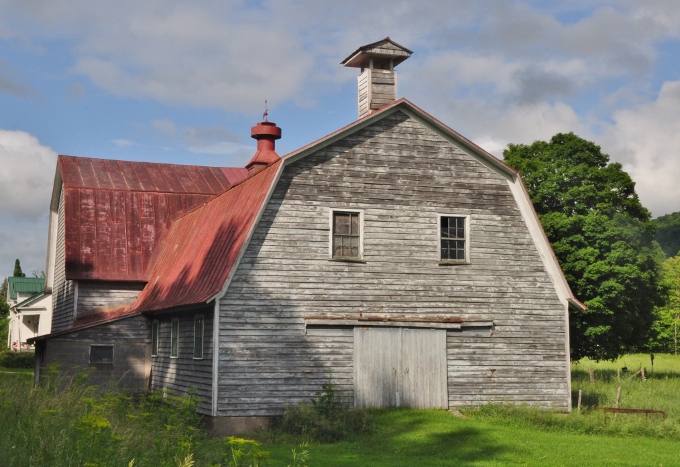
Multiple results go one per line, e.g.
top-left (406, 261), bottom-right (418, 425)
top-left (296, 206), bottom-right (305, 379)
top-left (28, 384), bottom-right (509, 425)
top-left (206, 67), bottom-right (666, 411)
top-left (1, 0), bottom-right (679, 277)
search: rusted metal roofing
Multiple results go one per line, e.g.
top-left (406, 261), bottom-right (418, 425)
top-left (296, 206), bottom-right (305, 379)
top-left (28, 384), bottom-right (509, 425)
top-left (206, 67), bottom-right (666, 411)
top-left (131, 161), bottom-right (281, 312)
top-left (59, 156), bottom-right (249, 282)
top-left (60, 156), bottom-right (243, 193)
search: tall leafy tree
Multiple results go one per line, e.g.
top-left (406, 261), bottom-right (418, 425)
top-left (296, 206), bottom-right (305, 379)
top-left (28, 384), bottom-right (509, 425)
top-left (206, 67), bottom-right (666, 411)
top-left (0, 277), bottom-right (8, 317)
top-left (504, 133), bottom-right (665, 361)
top-left (651, 256), bottom-right (680, 353)
top-left (13, 259), bottom-right (25, 277)
top-left (654, 211), bottom-right (680, 258)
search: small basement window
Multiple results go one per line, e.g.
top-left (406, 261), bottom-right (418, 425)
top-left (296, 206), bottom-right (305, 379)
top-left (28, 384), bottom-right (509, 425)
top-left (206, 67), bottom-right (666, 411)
top-left (193, 315), bottom-right (204, 359)
top-left (151, 321), bottom-right (159, 357)
top-left (89, 345), bottom-right (114, 365)
top-left (439, 215), bottom-right (470, 263)
top-left (331, 210), bottom-right (362, 260)
top-left (171, 318), bottom-right (179, 358)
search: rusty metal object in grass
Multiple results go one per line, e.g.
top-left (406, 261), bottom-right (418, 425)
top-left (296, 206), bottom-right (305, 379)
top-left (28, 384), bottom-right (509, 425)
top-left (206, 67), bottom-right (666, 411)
top-left (592, 407), bottom-right (666, 425)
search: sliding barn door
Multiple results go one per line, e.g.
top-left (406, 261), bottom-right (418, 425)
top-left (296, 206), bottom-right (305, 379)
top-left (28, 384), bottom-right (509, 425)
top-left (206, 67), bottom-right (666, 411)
top-left (354, 327), bottom-right (448, 409)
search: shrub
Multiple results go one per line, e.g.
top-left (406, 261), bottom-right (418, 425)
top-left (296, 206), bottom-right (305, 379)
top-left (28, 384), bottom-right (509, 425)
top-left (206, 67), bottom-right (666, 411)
top-left (0, 350), bottom-right (34, 368)
top-left (271, 381), bottom-right (373, 443)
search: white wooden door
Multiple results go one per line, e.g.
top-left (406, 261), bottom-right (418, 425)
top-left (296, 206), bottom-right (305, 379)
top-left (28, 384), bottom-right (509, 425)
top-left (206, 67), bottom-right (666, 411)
top-left (354, 327), bottom-right (448, 408)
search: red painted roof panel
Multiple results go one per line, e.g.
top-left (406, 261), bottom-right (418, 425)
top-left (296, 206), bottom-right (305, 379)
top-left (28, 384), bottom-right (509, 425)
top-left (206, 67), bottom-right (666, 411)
top-left (132, 161), bottom-right (280, 312)
top-left (59, 155), bottom-right (248, 282)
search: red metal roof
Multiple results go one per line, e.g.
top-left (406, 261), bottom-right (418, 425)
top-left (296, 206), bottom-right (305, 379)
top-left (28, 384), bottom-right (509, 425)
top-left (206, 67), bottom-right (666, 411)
top-left (60, 156), bottom-right (249, 281)
top-left (131, 161), bottom-right (281, 312)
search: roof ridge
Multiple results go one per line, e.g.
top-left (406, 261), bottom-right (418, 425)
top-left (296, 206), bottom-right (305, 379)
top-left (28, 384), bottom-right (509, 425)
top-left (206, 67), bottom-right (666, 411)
top-left (166, 159), bottom-right (282, 224)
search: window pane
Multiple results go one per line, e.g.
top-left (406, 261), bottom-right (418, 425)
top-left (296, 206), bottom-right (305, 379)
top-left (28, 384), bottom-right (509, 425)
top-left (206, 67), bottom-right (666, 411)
top-left (456, 240), bottom-right (466, 260)
top-left (350, 213), bottom-right (359, 236)
top-left (350, 236), bottom-right (359, 257)
top-left (90, 345), bottom-right (113, 364)
top-left (440, 218), bottom-right (467, 262)
top-left (334, 213), bottom-right (350, 235)
top-left (441, 217), bottom-right (449, 238)
top-left (333, 235), bottom-right (341, 257)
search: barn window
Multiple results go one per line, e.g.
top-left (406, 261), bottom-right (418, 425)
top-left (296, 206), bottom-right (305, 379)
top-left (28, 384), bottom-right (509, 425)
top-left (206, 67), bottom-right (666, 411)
top-left (193, 315), bottom-right (204, 359)
top-left (151, 321), bottom-right (159, 357)
top-left (439, 215), bottom-right (469, 263)
top-left (171, 318), bottom-right (179, 358)
top-left (89, 345), bottom-right (114, 365)
top-left (331, 210), bottom-right (363, 260)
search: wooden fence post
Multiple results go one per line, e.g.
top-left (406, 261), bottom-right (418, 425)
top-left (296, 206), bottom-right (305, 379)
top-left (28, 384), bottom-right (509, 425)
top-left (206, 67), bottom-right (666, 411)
top-left (578, 390), bottom-right (582, 415)
top-left (589, 368), bottom-right (595, 384)
top-left (615, 386), bottom-right (621, 408)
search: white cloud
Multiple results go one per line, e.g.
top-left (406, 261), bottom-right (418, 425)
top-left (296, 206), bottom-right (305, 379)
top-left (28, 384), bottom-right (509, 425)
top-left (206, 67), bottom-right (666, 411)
top-left (0, 129), bottom-right (55, 276)
top-left (152, 119), bottom-right (176, 135)
top-left (0, 129), bottom-right (56, 218)
top-left (601, 80), bottom-right (680, 217)
top-left (112, 138), bottom-right (138, 147)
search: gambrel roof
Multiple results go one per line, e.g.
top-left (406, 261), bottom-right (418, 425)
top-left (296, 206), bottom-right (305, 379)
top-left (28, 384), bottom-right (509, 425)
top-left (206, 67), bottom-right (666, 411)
top-left (54, 156), bottom-right (248, 282)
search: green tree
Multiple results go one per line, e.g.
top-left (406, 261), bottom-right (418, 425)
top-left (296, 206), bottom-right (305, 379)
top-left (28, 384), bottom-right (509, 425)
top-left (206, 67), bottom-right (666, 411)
top-left (0, 277), bottom-right (8, 317)
top-left (504, 132), bottom-right (665, 361)
top-left (654, 211), bottom-right (680, 258)
top-left (651, 256), bottom-right (680, 353)
top-left (13, 259), bottom-right (25, 278)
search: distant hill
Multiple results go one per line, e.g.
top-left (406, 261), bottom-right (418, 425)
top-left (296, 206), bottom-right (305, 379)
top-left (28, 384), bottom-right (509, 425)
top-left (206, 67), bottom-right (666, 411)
top-left (654, 211), bottom-right (680, 257)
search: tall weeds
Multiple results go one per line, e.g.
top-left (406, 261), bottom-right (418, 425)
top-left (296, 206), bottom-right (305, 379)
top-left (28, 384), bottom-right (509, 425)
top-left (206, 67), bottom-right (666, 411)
top-left (0, 367), bottom-right (203, 466)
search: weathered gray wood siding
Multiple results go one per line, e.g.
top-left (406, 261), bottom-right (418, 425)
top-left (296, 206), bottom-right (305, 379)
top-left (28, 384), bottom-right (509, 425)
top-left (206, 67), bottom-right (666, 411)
top-left (357, 69), bottom-right (396, 118)
top-left (43, 315), bottom-right (151, 389)
top-left (218, 110), bottom-right (569, 416)
top-left (51, 187), bottom-right (76, 332)
top-left (150, 311), bottom-right (213, 415)
top-left (358, 71), bottom-right (369, 118)
top-left (77, 281), bottom-right (145, 318)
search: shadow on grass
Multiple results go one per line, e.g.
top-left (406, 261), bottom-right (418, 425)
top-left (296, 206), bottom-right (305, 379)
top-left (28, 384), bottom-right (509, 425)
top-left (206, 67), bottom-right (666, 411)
top-left (360, 409), bottom-right (516, 464)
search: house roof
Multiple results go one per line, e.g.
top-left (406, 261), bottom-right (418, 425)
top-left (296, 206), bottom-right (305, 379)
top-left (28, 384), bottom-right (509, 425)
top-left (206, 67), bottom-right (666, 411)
top-left (131, 160), bottom-right (281, 312)
top-left (7, 277), bottom-right (44, 300)
top-left (58, 156), bottom-right (249, 282)
top-left (341, 37), bottom-right (413, 68)
top-left (60, 155), bottom-right (248, 193)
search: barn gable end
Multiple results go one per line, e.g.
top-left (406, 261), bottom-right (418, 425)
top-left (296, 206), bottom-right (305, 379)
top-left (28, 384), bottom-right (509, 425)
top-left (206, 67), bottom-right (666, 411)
top-left (217, 108), bottom-right (571, 417)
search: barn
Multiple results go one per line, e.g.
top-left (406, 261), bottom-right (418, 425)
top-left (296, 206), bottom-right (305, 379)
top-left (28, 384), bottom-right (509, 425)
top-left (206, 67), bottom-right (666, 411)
top-left (32, 38), bottom-right (584, 433)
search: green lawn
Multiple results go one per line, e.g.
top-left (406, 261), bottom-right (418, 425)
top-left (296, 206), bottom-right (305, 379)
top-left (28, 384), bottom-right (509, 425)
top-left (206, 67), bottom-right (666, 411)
top-left (257, 409), bottom-right (678, 466)
top-left (3, 355), bottom-right (680, 466)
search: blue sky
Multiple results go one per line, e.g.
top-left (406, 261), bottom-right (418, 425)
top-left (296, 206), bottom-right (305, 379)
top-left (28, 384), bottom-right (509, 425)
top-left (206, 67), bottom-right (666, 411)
top-left (1, 1), bottom-right (680, 276)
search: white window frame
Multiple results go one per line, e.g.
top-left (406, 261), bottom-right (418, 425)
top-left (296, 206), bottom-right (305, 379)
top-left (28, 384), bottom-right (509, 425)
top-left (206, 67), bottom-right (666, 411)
top-left (151, 320), bottom-right (159, 357)
top-left (328, 208), bottom-right (364, 261)
top-left (438, 214), bottom-right (470, 264)
top-left (170, 318), bottom-right (179, 358)
top-left (193, 314), bottom-right (204, 360)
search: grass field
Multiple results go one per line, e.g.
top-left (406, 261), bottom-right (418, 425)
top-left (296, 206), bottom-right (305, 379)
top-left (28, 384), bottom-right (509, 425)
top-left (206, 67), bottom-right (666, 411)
top-left (2, 354), bottom-right (680, 466)
top-left (259, 409), bottom-right (680, 466)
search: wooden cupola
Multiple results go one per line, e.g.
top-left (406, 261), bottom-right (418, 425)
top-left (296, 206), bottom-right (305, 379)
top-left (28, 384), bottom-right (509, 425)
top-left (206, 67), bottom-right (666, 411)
top-left (341, 37), bottom-right (413, 118)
